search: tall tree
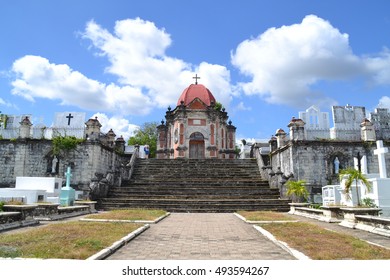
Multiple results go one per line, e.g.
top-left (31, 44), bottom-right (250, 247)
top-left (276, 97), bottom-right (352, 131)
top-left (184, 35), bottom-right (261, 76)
top-left (128, 122), bottom-right (158, 158)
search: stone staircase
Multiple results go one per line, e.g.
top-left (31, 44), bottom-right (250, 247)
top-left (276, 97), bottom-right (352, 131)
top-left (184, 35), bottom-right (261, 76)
top-left (98, 158), bottom-right (290, 212)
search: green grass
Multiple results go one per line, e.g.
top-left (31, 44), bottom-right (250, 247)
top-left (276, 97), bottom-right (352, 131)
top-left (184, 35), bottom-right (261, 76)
top-left (261, 222), bottom-right (390, 260)
top-left (0, 222), bottom-right (142, 259)
top-left (237, 210), bottom-right (294, 221)
top-left (84, 208), bottom-right (167, 221)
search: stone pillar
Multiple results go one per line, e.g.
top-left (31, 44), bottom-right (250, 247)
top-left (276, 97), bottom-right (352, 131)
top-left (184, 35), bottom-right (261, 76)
top-left (288, 117), bottom-right (305, 141)
top-left (360, 118), bottom-right (376, 141)
top-left (115, 135), bottom-right (126, 153)
top-left (19, 116), bottom-right (32, 139)
top-left (226, 120), bottom-right (237, 159)
top-left (156, 120), bottom-right (168, 159)
top-left (85, 116), bottom-right (102, 141)
top-left (269, 136), bottom-right (277, 152)
top-left (106, 129), bottom-right (116, 147)
top-left (275, 129), bottom-right (287, 148)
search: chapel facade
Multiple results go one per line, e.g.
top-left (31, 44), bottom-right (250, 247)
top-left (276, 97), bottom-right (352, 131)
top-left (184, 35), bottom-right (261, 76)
top-left (156, 79), bottom-right (236, 159)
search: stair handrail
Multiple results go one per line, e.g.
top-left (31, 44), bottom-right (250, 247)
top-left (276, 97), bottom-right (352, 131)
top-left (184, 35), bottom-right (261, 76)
top-left (126, 144), bottom-right (140, 180)
top-left (253, 145), bottom-right (270, 181)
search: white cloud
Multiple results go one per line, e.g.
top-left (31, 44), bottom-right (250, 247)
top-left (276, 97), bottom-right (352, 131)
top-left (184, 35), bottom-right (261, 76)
top-left (378, 96), bottom-right (390, 109)
top-left (0, 97), bottom-right (10, 107)
top-left (90, 113), bottom-right (139, 141)
top-left (364, 48), bottom-right (390, 86)
top-left (82, 18), bottom-right (234, 108)
top-left (234, 101), bottom-right (252, 112)
top-left (231, 15), bottom-right (368, 108)
top-left (11, 55), bottom-right (153, 115)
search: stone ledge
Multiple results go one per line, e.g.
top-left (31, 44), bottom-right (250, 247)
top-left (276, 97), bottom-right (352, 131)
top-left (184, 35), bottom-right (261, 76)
top-left (354, 215), bottom-right (390, 237)
top-left (80, 212), bottom-right (170, 224)
top-left (0, 219), bottom-right (39, 232)
top-left (234, 212), bottom-right (298, 224)
top-left (253, 225), bottom-right (310, 260)
top-left (87, 224), bottom-right (150, 260)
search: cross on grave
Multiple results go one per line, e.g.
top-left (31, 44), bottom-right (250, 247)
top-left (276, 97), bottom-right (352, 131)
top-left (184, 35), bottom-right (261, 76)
top-left (65, 113), bottom-right (74, 125)
top-left (374, 140), bottom-right (389, 178)
top-left (192, 74), bottom-right (201, 85)
top-left (65, 166), bottom-right (72, 187)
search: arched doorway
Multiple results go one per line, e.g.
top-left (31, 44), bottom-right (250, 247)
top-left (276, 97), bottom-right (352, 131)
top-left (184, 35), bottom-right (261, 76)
top-left (189, 132), bottom-right (205, 159)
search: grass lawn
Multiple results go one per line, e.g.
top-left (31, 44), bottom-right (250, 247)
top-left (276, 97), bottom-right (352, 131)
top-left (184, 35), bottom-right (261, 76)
top-left (84, 209), bottom-right (167, 221)
top-left (261, 222), bottom-right (390, 260)
top-left (0, 222), bottom-right (142, 259)
top-left (237, 210), bottom-right (294, 221)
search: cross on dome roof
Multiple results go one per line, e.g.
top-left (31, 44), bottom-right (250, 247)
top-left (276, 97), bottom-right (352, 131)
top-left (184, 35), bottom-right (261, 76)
top-left (192, 74), bottom-right (200, 85)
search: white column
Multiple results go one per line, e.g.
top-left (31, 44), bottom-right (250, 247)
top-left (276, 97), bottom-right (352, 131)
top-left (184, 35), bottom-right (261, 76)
top-left (374, 140), bottom-right (389, 178)
top-left (361, 155), bottom-right (368, 175)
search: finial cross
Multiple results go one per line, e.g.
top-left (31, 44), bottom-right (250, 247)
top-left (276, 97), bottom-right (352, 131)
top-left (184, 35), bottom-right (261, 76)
top-left (192, 74), bottom-right (201, 85)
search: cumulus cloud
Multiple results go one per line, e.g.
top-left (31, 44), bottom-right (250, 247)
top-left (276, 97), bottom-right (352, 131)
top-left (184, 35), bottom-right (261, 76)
top-left (90, 112), bottom-right (139, 141)
top-left (378, 96), bottom-right (390, 109)
top-left (231, 15), bottom-right (372, 108)
top-left (11, 55), bottom-right (153, 115)
top-left (82, 18), bottom-right (233, 108)
top-left (234, 101), bottom-right (252, 111)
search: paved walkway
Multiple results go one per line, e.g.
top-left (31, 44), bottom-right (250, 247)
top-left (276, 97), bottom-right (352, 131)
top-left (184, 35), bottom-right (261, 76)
top-left (106, 213), bottom-right (296, 260)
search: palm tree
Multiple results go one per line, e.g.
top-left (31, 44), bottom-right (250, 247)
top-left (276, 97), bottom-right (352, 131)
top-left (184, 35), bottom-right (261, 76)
top-left (286, 180), bottom-right (309, 203)
top-left (339, 168), bottom-right (372, 206)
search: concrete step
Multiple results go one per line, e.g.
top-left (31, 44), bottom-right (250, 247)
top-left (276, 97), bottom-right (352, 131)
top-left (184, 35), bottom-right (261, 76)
top-left (98, 158), bottom-right (290, 212)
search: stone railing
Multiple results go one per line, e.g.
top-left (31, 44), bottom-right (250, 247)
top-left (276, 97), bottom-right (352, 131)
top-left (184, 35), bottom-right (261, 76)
top-left (288, 203), bottom-right (390, 237)
top-left (339, 207), bottom-right (382, 229)
top-left (33, 203), bottom-right (60, 217)
top-left (354, 215), bottom-right (390, 237)
top-left (126, 144), bottom-right (140, 181)
top-left (253, 146), bottom-right (270, 180)
top-left (1, 205), bottom-right (39, 231)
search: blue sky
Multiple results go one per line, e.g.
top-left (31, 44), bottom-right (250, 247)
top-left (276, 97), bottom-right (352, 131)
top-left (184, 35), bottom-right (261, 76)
top-left (1, 0), bottom-right (390, 141)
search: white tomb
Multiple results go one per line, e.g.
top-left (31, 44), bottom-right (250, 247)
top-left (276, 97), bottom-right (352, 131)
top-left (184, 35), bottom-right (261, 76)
top-left (0, 177), bottom-right (62, 204)
top-left (325, 140), bottom-right (390, 216)
top-left (322, 185), bottom-right (342, 206)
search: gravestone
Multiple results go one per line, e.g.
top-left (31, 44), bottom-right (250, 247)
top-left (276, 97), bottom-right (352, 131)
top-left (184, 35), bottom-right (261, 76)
top-left (60, 166), bottom-right (75, 206)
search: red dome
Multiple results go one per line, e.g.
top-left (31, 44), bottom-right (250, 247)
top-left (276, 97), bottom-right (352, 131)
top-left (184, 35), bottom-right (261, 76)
top-left (177, 84), bottom-right (216, 106)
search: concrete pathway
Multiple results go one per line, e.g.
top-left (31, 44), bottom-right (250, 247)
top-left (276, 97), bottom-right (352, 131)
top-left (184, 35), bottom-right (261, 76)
top-left (106, 213), bottom-right (295, 260)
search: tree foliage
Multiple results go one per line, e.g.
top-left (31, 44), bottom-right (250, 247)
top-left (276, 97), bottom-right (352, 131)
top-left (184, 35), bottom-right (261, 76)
top-left (52, 136), bottom-right (84, 156)
top-left (286, 180), bottom-right (309, 202)
top-left (128, 122), bottom-right (158, 158)
top-left (339, 168), bottom-right (372, 206)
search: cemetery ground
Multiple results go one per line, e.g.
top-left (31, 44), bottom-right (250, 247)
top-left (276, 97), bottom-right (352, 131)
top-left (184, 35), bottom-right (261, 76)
top-left (0, 209), bottom-right (389, 260)
top-left (238, 211), bottom-right (390, 260)
top-left (0, 208), bottom-right (167, 259)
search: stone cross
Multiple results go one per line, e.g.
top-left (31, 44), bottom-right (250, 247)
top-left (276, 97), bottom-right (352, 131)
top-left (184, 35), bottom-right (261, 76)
top-left (374, 140), bottom-right (388, 178)
top-left (65, 166), bottom-right (72, 187)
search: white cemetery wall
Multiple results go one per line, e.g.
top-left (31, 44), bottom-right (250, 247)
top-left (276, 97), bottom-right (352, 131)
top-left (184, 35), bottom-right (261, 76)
top-left (53, 112), bottom-right (86, 138)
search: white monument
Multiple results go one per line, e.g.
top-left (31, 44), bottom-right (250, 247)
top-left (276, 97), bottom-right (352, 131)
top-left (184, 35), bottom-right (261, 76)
top-left (0, 177), bottom-right (62, 204)
top-left (52, 112), bottom-right (86, 138)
